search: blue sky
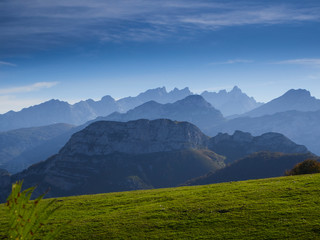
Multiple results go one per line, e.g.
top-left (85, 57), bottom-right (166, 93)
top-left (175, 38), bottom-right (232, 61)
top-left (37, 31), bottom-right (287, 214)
top-left (0, 0), bottom-right (320, 113)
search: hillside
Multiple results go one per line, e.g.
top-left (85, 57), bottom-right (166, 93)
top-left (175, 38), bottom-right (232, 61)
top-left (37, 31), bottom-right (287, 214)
top-left (1, 174), bottom-right (320, 239)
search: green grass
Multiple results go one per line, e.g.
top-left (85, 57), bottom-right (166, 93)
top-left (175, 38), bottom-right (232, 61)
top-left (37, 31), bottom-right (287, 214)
top-left (1, 174), bottom-right (320, 239)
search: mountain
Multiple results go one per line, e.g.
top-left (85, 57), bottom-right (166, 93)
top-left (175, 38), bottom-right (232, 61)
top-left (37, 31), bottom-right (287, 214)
top-left (201, 86), bottom-right (263, 116)
top-left (4, 119), bottom-right (225, 199)
top-left (0, 87), bottom-right (192, 132)
top-left (211, 110), bottom-right (320, 155)
top-left (0, 119), bottom-right (311, 200)
top-left (117, 87), bottom-right (192, 112)
top-left (104, 95), bottom-right (225, 132)
top-left (186, 152), bottom-right (319, 186)
top-left (2, 95), bottom-right (224, 173)
top-left (0, 98), bottom-right (117, 132)
top-left (0, 123), bottom-right (74, 172)
top-left (243, 89), bottom-right (320, 117)
top-left (208, 131), bottom-right (309, 164)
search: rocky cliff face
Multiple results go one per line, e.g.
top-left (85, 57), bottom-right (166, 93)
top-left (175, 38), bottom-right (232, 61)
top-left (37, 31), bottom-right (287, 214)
top-left (208, 131), bottom-right (309, 163)
top-left (60, 119), bottom-right (209, 156)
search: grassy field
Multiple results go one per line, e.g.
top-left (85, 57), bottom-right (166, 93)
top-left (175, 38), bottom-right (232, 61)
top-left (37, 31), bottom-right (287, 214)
top-left (1, 174), bottom-right (320, 239)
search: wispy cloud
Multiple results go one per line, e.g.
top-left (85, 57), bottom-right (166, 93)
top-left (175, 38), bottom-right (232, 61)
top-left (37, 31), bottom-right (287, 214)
top-left (0, 82), bottom-right (59, 95)
top-left (0, 0), bottom-right (319, 50)
top-left (0, 61), bottom-right (16, 67)
top-left (274, 58), bottom-right (320, 66)
top-left (210, 59), bottom-right (253, 65)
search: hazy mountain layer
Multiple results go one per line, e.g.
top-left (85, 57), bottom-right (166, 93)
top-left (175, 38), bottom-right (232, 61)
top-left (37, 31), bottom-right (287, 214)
top-left (0, 123), bottom-right (74, 171)
top-left (0, 87), bottom-right (191, 132)
top-left (0, 86), bottom-right (262, 132)
top-left (208, 131), bottom-right (309, 164)
top-left (243, 89), bottom-right (320, 117)
top-left (104, 95), bottom-right (225, 132)
top-left (211, 110), bottom-right (320, 155)
top-left (201, 86), bottom-right (263, 116)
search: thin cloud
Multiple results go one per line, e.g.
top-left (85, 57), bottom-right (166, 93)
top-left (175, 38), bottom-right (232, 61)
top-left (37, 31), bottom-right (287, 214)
top-left (275, 58), bottom-right (320, 66)
top-left (0, 0), bottom-right (320, 50)
top-left (210, 59), bottom-right (253, 65)
top-left (0, 82), bottom-right (59, 95)
top-left (0, 61), bottom-right (16, 67)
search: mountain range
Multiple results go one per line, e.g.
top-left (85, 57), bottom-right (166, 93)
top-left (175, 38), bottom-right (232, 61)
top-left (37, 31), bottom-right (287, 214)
top-left (3, 88), bottom-right (320, 173)
top-left (0, 119), bottom-right (310, 201)
top-left (0, 86), bottom-right (261, 132)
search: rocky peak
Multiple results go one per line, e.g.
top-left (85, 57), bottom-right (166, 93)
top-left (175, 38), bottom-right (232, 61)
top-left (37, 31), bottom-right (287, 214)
top-left (230, 86), bottom-right (242, 94)
top-left (283, 89), bottom-right (311, 99)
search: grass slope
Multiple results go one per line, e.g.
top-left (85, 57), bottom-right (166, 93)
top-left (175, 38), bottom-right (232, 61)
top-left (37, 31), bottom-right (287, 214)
top-left (1, 174), bottom-right (320, 239)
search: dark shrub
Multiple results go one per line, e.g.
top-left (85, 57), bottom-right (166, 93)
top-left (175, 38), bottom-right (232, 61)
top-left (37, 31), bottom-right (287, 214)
top-left (285, 159), bottom-right (320, 176)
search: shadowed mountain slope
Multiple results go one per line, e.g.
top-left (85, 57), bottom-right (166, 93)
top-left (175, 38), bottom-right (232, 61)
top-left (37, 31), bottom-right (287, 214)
top-left (186, 151), bottom-right (319, 186)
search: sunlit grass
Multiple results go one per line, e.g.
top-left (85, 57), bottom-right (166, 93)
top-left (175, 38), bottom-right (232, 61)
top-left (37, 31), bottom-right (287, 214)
top-left (1, 174), bottom-right (320, 239)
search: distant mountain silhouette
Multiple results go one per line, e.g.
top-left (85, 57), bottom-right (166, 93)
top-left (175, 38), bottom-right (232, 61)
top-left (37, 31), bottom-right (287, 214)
top-left (201, 86), bottom-right (263, 116)
top-left (186, 152), bottom-right (319, 186)
top-left (104, 95), bottom-right (225, 131)
top-left (117, 87), bottom-right (192, 112)
top-left (243, 89), bottom-right (320, 117)
top-left (0, 123), bottom-right (74, 172)
top-left (211, 110), bottom-right (320, 155)
top-left (208, 131), bottom-right (309, 164)
top-left (0, 86), bottom-right (263, 132)
top-left (0, 87), bottom-right (192, 132)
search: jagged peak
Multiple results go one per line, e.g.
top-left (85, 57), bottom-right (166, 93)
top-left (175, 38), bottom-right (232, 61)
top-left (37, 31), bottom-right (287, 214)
top-left (229, 86), bottom-right (243, 94)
